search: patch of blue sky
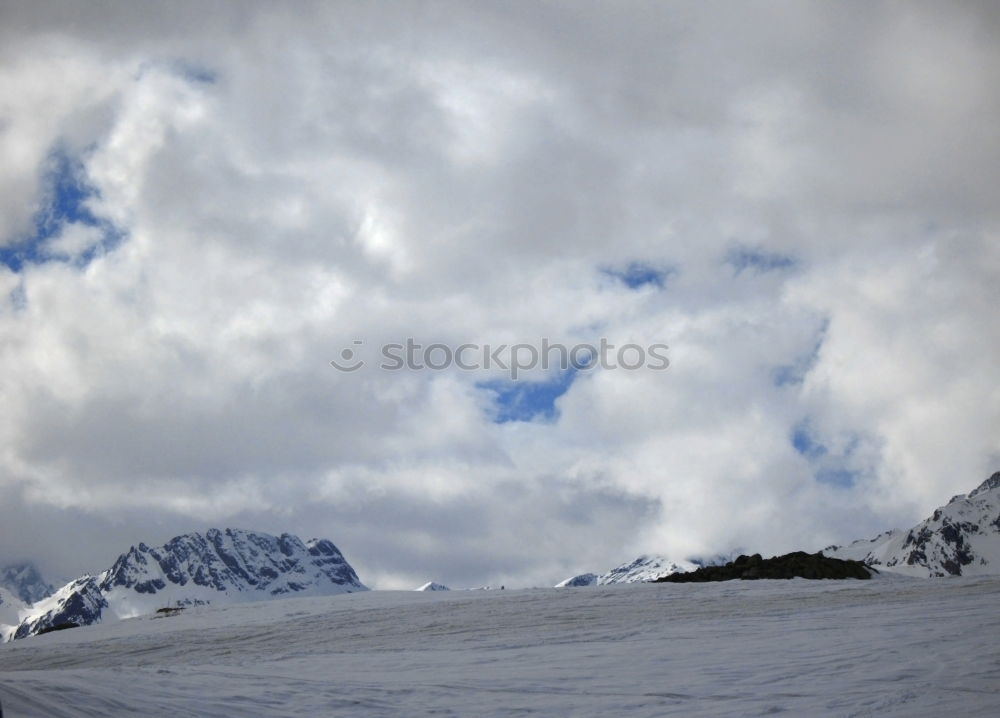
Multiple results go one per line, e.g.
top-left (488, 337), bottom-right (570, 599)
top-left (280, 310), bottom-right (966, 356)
top-left (791, 422), bottom-right (826, 459)
top-left (791, 420), bottom-right (862, 488)
top-left (478, 368), bottom-right (580, 424)
top-left (602, 261), bottom-right (673, 290)
top-left (0, 148), bottom-right (124, 273)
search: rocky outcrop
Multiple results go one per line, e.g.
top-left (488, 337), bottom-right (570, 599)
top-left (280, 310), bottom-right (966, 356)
top-left (655, 552), bottom-right (873, 582)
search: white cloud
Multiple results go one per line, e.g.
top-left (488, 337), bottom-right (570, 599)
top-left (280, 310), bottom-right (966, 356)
top-left (0, 2), bottom-right (998, 588)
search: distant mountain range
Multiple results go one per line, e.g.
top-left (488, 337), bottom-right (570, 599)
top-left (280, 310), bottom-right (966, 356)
top-left (6, 471), bottom-right (1000, 640)
top-left (559, 471), bottom-right (1000, 585)
top-left (4, 528), bottom-right (366, 640)
top-left (0, 562), bottom-right (54, 604)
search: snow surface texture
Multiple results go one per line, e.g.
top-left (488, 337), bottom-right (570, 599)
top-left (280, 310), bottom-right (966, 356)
top-left (415, 582), bottom-right (450, 591)
top-left (826, 471), bottom-right (1000, 577)
top-left (0, 564), bottom-right (54, 605)
top-left (557, 555), bottom-right (697, 587)
top-left (0, 576), bottom-right (998, 717)
top-left (5, 529), bottom-right (366, 640)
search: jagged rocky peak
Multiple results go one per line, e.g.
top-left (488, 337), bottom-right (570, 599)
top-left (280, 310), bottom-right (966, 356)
top-left (415, 582), bottom-right (450, 592)
top-left (0, 562), bottom-right (55, 604)
top-left (11, 528), bottom-right (367, 640)
top-left (99, 528), bottom-right (366, 597)
top-left (826, 471), bottom-right (1000, 578)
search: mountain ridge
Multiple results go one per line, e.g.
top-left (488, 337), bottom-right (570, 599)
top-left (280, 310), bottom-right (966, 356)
top-left (6, 528), bottom-right (366, 640)
top-left (825, 471), bottom-right (1000, 577)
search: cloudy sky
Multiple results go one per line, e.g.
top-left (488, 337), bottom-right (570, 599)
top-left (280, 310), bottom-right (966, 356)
top-left (1, 1), bottom-right (998, 589)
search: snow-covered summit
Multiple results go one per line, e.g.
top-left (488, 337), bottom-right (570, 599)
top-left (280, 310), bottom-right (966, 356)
top-left (600, 555), bottom-right (697, 583)
top-left (555, 573), bottom-right (598, 588)
top-left (557, 555), bottom-right (697, 587)
top-left (415, 582), bottom-right (450, 591)
top-left (0, 562), bottom-right (54, 604)
top-left (826, 471), bottom-right (1000, 577)
top-left (11, 528), bottom-right (367, 640)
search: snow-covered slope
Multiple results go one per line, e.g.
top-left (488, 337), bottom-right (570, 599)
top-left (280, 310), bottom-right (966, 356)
top-left (0, 562), bottom-right (54, 604)
top-left (600, 555), bottom-right (698, 583)
top-left (557, 555), bottom-right (697, 587)
top-left (824, 530), bottom-right (904, 564)
top-left (11, 576), bottom-right (107, 641)
top-left (555, 573), bottom-right (598, 587)
top-left (826, 471), bottom-right (1000, 577)
top-left (12, 528), bottom-right (366, 640)
top-left (415, 582), bottom-right (450, 591)
top-left (2, 578), bottom-right (999, 716)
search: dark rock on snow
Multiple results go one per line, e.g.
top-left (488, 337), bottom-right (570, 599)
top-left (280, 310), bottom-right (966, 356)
top-left (655, 551), bottom-right (873, 582)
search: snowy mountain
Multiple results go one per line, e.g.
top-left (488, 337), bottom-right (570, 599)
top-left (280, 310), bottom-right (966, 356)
top-left (555, 573), bottom-right (599, 587)
top-left (826, 471), bottom-right (1000, 577)
top-left (600, 555), bottom-right (698, 583)
top-left (415, 582), bottom-right (450, 591)
top-left (557, 555), bottom-right (697, 587)
top-left (8, 576), bottom-right (107, 641)
top-left (10, 528), bottom-right (367, 640)
top-left (0, 562), bottom-right (54, 604)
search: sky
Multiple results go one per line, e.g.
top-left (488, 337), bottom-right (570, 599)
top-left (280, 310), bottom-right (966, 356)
top-left (0, 1), bottom-right (998, 590)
